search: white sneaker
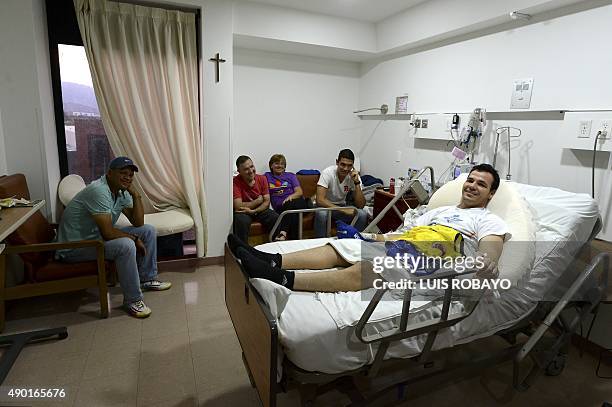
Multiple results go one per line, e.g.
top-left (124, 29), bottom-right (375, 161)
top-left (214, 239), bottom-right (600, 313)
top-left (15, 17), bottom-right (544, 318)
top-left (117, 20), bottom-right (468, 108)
top-left (141, 280), bottom-right (172, 291)
top-left (125, 300), bottom-right (152, 318)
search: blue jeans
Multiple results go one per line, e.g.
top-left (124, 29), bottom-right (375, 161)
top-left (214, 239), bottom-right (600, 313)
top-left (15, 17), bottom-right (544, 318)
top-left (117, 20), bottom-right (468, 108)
top-left (314, 207), bottom-right (368, 238)
top-left (60, 224), bottom-right (158, 304)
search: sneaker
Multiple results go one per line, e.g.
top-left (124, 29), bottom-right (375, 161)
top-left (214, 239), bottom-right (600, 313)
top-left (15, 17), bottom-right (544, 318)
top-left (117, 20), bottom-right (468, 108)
top-left (141, 280), bottom-right (172, 291)
top-left (125, 300), bottom-right (151, 318)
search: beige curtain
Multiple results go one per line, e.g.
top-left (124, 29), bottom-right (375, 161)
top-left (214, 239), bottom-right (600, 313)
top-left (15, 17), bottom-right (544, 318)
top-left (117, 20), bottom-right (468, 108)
top-left (74, 0), bottom-right (207, 256)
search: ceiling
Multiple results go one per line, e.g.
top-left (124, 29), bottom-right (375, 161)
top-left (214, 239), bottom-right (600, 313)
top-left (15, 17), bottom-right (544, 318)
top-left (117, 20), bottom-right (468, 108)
top-left (241, 0), bottom-right (430, 23)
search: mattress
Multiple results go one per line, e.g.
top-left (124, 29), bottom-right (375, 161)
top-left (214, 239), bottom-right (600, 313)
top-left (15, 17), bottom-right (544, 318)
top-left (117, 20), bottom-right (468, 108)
top-left (253, 183), bottom-right (599, 374)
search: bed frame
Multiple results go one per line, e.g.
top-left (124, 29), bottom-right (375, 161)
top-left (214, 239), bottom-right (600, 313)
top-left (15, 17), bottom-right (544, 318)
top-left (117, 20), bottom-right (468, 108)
top-left (225, 195), bottom-right (609, 407)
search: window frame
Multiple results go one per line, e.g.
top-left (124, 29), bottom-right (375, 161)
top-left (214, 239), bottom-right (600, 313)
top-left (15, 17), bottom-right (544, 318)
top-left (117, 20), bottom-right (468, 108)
top-left (46, 0), bottom-right (82, 178)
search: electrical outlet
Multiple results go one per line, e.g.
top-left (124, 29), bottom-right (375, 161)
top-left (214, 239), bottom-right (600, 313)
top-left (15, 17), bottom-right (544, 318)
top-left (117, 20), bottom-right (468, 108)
top-left (600, 120), bottom-right (611, 139)
top-left (414, 118), bottom-right (421, 128)
top-left (421, 119), bottom-right (429, 129)
top-left (578, 120), bottom-right (592, 138)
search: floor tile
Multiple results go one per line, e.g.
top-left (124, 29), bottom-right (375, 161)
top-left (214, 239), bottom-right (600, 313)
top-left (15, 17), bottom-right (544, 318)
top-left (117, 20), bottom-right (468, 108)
top-left (91, 315), bottom-right (143, 351)
top-left (137, 357), bottom-right (196, 407)
top-left (82, 344), bottom-right (141, 380)
top-left (140, 332), bottom-right (192, 372)
top-left (75, 371), bottom-right (138, 407)
top-left (147, 396), bottom-right (199, 407)
top-left (197, 385), bottom-right (259, 407)
top-left (3, 351), bottom-right (87, 388)
top-left (141, 308), bottom-right (189, 340)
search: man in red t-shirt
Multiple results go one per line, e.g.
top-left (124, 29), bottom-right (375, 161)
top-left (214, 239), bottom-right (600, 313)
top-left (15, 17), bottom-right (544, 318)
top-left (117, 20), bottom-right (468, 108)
top-left (233, 155), bottom-right (283, 243)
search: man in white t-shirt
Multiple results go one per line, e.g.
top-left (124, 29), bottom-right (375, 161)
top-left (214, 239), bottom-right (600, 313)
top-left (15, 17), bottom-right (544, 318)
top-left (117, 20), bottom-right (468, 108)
top-left (314, 149), bottom-right (368, 237)
top-left (229, 164), bottom-right (509, 293)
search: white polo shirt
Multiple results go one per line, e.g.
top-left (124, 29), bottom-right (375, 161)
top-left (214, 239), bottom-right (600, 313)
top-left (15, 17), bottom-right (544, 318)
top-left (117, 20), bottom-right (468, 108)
top-left (317, 165), bottom-right (362, 205)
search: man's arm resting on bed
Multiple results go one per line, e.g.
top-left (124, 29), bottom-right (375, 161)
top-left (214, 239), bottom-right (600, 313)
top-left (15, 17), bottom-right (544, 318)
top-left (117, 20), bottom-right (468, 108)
top-left (475, 234), bottom-right (505, 279)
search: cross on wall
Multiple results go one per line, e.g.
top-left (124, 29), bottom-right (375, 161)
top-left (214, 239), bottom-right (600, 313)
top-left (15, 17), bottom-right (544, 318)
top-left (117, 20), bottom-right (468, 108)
top-left (209, 52), bottom-right (226, 83)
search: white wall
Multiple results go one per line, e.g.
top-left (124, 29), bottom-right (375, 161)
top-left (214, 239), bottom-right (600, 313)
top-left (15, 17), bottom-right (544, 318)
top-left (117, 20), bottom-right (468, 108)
top-left (359, 4), bottom-right (612, 241)
top-left (0, 0), bottom-right (55, 217)
top-left (233, 48), bottom-right (361, 174)
top-left (233, 1), bottom-right (376, 54)
top-left (375, 0), bottom-right (577, 52)
top-left (200, 0), bottom-right (234, 256)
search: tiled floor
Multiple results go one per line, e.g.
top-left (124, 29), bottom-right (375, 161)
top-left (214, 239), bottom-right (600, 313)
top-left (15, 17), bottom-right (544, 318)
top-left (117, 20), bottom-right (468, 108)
top-left (0, 264), bottom-right (610, 406)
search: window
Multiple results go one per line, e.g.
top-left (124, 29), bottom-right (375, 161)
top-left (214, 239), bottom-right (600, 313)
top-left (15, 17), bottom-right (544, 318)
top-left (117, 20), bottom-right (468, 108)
top-left (58, 44), bottom-right (114, 183)
top-left (46, 0), bottom-right (92, 178)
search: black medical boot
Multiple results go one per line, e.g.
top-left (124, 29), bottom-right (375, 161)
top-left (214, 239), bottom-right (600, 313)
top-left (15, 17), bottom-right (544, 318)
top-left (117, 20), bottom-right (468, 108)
top-left (236, 247), bottom-right (294, 289)
top-left (227, 234), bottom-right (282, 268)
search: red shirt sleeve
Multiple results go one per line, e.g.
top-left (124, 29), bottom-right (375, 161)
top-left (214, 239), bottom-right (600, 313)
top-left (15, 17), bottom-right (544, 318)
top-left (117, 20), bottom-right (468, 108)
top-left (233, 176), bottom-right (242, 199)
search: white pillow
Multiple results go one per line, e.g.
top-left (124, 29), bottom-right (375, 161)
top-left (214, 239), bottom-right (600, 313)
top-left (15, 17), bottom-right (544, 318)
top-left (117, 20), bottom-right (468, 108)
top-left (427, 174), bottom-right (536, 286)
top-left (115, 208), bottom-right (195, 236)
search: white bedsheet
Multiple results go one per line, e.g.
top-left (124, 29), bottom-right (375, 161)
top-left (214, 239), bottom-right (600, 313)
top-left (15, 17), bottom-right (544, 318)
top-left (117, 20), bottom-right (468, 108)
top-left (253, 183), bottom-right (599, 374)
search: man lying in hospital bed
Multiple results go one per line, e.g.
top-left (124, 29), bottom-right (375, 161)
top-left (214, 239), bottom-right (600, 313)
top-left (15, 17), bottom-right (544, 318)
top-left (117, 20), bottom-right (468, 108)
top-left (228, 163), bottom-right (509, 293)
top-left (224, 159), bottom-right (603, 400)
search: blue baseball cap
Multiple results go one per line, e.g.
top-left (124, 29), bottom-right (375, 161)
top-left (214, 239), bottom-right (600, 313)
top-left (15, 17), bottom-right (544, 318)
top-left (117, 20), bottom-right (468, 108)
top-left (109, 156), bottom-right (139, 172)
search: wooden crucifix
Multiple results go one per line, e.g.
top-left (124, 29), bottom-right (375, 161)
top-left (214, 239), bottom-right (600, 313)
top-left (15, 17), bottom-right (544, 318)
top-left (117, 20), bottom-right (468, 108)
top-left (209, 52), bottom-right (226, 83)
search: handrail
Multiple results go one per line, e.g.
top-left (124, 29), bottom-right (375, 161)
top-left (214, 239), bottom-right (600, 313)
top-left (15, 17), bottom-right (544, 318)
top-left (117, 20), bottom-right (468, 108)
top-left (512, 251), bottom-right (610, 391)
top-left (515, 252), bottom-right (610, 364)
top-left (354, 267), bottom-right (480, 345)
top-left (363, 166), bottom-right (435, 234)
top-left (268, 206), bottom-right (359, 241)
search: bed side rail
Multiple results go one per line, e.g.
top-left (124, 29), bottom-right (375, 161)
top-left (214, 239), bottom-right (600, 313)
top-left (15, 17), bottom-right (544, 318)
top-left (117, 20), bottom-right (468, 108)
top-left (355, 269), bottom-right (480, 376)
top-left (363, 166), bottom-right (435, 234)
top-left (224, 244), bottom-right (278, 407)
top-left (268, 206), bottom-right (359, 241)
top-left (513, 252), bottom-right (610, 391)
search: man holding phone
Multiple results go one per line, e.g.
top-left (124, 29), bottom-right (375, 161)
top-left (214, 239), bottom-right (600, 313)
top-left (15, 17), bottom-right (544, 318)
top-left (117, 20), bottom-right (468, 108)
top-left (56, 156), bottom-right (171, 318)
top-left (314, 149), bottom-right (368, 237)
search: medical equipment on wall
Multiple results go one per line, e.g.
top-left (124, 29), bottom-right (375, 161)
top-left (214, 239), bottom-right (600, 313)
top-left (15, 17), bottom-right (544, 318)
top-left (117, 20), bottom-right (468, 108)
top-left (353, 104), bottom-right (389, 114)
top-left (493, 126), bottom-right (522, 180)
top-left (448, 108), bottom-right (486, 161)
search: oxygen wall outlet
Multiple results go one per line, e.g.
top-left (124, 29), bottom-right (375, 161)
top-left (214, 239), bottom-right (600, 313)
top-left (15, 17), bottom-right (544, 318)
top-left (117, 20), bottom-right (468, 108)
top-left (600, 120), bottom-right (611, 139)
top-left (578, 120), bottom-right (592, 138)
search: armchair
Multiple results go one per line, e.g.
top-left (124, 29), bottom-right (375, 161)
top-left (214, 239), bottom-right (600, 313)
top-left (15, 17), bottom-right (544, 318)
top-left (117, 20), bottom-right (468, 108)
top-left (0, 174), bottom-right (110, 332)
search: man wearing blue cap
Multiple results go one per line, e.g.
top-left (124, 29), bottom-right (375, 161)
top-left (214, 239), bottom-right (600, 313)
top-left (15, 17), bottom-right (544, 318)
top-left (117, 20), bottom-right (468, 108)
top-left (56, 156), bottom-right (171, 318)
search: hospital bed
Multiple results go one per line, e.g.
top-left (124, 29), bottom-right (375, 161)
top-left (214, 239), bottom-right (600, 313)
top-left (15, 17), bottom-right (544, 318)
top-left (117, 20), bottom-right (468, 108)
top-left (224, 175), bottom-right (610, 406)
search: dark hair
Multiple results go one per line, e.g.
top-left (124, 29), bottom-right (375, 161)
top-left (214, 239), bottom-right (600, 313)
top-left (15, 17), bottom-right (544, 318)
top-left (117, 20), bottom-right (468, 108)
top-left (236, 155), bottom-right (251, 169)
top-left (337, 149), bottom-right (355, 162)
top-left (469, 163), bottom-right (500, 192)
top-left (268, 154), bottom-right (286, 168)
